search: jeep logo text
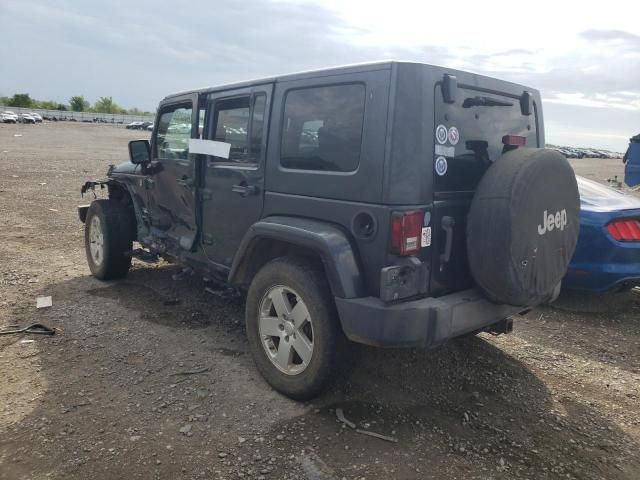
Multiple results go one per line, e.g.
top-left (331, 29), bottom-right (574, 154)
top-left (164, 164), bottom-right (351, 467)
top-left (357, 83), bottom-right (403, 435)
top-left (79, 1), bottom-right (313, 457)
top-left (538, 209), bottom-right (567, 235)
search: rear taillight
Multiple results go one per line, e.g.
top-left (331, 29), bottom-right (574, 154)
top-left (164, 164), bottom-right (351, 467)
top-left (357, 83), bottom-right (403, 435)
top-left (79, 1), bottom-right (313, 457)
top-left (607, 218), bottom-right (640, 242)
top-left (391, 210), bottom-right (423, 256)
top-left (502, 135), bottom-right (527, 146)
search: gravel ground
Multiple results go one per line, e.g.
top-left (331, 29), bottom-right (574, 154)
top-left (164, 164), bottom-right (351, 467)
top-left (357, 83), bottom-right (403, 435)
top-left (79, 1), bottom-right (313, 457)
top-left (0, 122), bottom-right (639, 480)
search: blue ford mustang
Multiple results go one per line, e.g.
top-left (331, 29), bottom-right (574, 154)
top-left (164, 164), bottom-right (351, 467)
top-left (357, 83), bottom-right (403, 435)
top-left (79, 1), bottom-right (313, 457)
top-left (563, 176), bottom-right (640, 291)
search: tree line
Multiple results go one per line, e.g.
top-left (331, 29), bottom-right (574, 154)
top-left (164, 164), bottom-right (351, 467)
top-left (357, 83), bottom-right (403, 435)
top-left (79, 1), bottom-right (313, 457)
top-left (0, 93), bottom-right (151, 115)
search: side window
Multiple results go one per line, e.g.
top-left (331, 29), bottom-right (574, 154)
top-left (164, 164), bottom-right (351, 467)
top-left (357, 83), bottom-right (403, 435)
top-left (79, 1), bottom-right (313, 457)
top-left (155, 105), bottom-right (192, 160)
top-left (280, 84), bottom-right (365, 172)
top-left (211, 94), bottom-right (266, 164)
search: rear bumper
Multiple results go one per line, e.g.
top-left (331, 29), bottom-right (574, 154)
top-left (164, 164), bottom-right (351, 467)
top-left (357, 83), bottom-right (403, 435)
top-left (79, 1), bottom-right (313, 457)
top-left (335, 289), bottom-right (524, 348)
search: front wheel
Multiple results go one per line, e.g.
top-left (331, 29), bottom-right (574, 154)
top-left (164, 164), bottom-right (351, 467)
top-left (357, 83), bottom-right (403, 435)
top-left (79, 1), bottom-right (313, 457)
top-left (84, 199), bottom-right (134, 280)
top-left (245, 257), bottom-right (345, 400)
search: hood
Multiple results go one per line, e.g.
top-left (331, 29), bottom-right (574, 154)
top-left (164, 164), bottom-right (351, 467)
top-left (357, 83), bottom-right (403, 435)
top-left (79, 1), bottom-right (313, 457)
top-left (577, 176), bottom-right (640, 212)
top-left (108, 161), bottom-right (140, 176)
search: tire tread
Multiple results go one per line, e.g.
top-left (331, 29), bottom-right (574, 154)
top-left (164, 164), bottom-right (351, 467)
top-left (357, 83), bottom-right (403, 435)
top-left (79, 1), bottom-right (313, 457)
top-left (84, 199), bottom-right (134, 280)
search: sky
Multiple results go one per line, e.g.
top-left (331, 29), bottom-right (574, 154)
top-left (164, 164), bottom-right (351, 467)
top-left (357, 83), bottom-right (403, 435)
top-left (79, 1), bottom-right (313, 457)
top-left (0, 0), bottom-right (638, 151)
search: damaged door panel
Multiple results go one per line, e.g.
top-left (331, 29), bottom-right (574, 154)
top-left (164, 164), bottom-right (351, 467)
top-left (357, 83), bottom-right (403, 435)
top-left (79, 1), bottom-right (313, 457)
top-left (144, 93), bottom-right (199, 252)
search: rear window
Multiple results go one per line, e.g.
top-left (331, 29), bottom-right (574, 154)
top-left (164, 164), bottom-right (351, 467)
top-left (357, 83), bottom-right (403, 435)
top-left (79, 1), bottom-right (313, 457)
top-left (280, 84), bottom-right (365, 172)
top-left (434, 87), bottom-right (538, 193)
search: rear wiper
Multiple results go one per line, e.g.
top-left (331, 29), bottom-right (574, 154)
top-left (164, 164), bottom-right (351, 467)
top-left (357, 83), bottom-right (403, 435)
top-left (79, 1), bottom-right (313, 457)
top-left (462, 96), bottom-right (514, 108)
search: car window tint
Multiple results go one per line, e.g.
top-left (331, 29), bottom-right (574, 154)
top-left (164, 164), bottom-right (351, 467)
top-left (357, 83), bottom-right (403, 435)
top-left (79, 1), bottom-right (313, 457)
top-left (280, 84), bottom-right (365, 172)
top-left (155, 106), bottom-right (192, 160)
top-left (213, 97), bottom-right (251, 163)
top-left (433, 86), bottom-right (537, 193)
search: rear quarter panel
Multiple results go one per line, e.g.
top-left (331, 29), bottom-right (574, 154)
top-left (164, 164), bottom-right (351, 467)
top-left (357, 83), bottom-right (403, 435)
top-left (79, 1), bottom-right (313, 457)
top-left (566, 207), bottom-right (640, 291)
top-left (263, 67), bottom-right (392, 296)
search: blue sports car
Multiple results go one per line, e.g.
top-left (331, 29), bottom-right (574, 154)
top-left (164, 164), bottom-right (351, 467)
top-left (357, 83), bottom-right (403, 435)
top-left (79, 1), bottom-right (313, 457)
top-left (563, 176), bottom-right (640, 291)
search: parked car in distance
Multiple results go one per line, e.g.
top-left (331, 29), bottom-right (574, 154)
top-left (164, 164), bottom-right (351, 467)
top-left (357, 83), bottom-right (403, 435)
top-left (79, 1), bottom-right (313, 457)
top-left (146, 123), bottom-right (154, 131)
top-left (167, 122), bottom-right (190, 133)
top-left (19, 113), bottom-right (36, 124)
top-left (1, 111), bottom-right (18, 123)
top-left (564, 176), bottom-right (640, 292)
top-left (78, 61), bottom-right (580, 399)
top-left (126, 121), bottom-right (153, 130)
top-left (547, 145), bottom-right (622, 159)
top-left (28, 112), bottom-right (43, 122)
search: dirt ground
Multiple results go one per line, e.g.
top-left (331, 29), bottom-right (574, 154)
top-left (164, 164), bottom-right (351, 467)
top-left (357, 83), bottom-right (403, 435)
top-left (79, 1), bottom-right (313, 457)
top-left (1, 122), bottom-right (638, 480)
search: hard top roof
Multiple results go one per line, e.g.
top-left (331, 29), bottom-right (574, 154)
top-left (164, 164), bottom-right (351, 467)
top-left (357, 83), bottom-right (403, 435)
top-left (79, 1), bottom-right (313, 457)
top-left (161, 60), bottom-right (538, 103)
top-left (162, 60), bottom-right (396, 102)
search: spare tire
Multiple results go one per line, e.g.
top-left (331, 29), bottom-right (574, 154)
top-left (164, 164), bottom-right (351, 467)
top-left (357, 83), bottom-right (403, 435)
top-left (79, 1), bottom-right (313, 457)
top-left (467, 148), bottom-right (580, 306)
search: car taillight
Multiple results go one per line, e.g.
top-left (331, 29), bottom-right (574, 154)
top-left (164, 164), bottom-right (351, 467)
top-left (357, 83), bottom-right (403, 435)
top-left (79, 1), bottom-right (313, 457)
top-left (607, 218), bottom-right (640, 241)
top-left (502, 135), bottom-right (527, 146)
top-left (391, 210), bottom-right (423, 256)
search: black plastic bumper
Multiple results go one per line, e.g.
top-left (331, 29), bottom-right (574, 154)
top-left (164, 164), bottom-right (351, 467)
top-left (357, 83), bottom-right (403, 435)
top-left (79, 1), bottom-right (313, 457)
top-left (78, 205), bottom-right (90, 223)
top-left (335, 289), bottom-right (524, 348)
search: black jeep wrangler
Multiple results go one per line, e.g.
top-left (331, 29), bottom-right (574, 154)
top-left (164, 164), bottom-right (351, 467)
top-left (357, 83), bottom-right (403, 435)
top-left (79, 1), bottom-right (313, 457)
top-left (79, 61), bottom-right (580, 399)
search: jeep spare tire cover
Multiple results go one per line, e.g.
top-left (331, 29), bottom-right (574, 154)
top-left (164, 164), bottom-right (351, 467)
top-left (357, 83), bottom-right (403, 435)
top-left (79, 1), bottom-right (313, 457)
top-left (467, 148), bottom-right (580, 306)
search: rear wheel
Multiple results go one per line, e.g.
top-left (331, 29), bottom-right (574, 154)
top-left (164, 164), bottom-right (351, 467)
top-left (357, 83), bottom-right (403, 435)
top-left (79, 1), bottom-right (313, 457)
top-left (84, 199), bottom-right (134, 280)
top-left (245, 257), bottom-right (345, 400)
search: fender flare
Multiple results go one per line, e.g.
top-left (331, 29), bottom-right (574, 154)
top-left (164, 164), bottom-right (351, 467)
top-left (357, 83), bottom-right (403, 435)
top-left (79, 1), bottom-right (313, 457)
top-left (228, 216), bottom-right (365, 298)
top-left (80, 178), bottom-right (146, 241)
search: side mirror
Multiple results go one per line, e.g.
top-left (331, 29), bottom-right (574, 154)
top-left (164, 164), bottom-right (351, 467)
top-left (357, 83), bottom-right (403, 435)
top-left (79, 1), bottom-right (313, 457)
top-left (129, 139), bottom-right (150, 164)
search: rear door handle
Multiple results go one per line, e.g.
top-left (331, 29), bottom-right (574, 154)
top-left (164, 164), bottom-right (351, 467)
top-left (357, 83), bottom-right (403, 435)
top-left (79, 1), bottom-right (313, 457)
top-left (440, 216), bottom-right (455, 264)
top-left (231, 183), bottom-right (258, 197)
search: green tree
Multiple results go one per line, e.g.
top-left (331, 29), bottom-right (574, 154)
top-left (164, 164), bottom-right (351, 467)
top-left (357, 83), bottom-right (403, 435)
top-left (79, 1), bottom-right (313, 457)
top-left (93, 96), bottom-right (122, 114)
top-left (8, 93), bottom-right (33, 108)
top-left (69, 95), bottom-right (89, 112)
top-left (56, 104), bottom-right (67, 111)
top-left (36, 100), bottom-right (58, 110)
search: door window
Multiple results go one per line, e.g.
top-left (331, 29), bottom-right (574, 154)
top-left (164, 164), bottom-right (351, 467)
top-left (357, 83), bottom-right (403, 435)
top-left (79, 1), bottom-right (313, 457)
top-left (210, 93), bottom-right (266, 164)
top-left (155, 105), bottom-right (193, 160)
